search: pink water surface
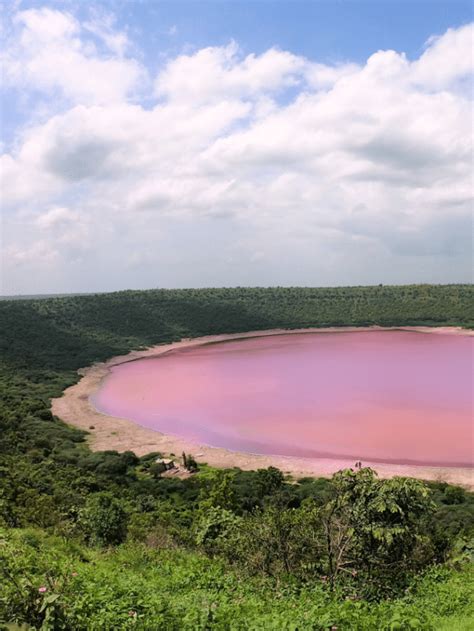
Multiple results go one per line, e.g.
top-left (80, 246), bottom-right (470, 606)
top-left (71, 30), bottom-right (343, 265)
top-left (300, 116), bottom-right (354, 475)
top-left (92, 331), bottom-right (473, 467)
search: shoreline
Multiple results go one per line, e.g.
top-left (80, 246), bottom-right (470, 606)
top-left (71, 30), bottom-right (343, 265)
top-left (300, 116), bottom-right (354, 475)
top-left (51, 326), bottom-right (474, 489)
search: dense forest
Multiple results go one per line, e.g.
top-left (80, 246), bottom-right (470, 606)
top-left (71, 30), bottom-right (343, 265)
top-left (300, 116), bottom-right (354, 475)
top-left (1, 285), bottom-right (473, 629)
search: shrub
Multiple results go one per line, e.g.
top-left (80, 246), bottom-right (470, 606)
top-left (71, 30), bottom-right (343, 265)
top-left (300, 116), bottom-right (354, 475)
top-left (79, 492), bottom-right (128, 546)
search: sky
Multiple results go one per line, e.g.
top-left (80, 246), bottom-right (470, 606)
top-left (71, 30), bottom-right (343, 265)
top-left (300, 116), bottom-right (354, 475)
top-left (0, 1), bottom-right (472, 295)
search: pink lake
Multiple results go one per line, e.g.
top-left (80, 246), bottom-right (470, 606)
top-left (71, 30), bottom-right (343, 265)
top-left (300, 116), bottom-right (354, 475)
top-left (92, 331), bottom-right (473, 467)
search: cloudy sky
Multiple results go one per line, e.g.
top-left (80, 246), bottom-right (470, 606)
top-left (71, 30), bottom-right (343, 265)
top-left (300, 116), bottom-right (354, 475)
top-left (1, 1), bottom-right (472, 295)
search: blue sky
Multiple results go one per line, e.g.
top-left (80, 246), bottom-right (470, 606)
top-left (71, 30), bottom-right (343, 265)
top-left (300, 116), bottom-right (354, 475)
top-left (1, 1), bottom-right (472, 294)
top-left (125, 0), bottom-right (471, 60)
top-left (7, 1), bottom-right (472, 60)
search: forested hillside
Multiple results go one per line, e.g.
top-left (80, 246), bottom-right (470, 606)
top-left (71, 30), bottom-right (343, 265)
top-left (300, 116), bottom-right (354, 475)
top-left (1, 285), bottom-right (473, 629)
top-left (2, 284), bottom-right (473, 371)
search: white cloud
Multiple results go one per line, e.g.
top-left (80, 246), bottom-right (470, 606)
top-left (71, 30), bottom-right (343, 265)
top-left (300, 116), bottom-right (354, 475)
top-left (2, 8), bottom-right (144, 105)
top-left (1, 10), bottom-right (472, 294)
top-left (83, 9), bottom-right (131, 57)
top-left (5, 240), bottom-right (60, 266)
top-left (0, 152), bottom-right (62, 206)
top-left (412, 23), bottom-right (474, 89)
top-left (305, 62), bottom-right (360, 88)
top-left (36, 206), bottom-right (79, 229)
top-left (155, 43), bottom-right (305, 103)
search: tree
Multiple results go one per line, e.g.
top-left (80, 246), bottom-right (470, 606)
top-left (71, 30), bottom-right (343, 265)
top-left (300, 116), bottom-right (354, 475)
top-left (255, 466), bottom-right (284, 499)
top-left (322, 468), bottom-right (435, 597)
top-left (184, 453), bottom-right (198, 472)
top-left (79, 492), bottom-right (128, 546)
top-left (199, 471), bottom-right (236, 511)
top-left (195, 506), bottom-right (241, 554)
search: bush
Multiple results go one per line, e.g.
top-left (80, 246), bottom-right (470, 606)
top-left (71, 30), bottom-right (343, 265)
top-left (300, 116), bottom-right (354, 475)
top-left (1, 528), bottom-right (473, 630)
top-left (79, 493), bottom-right (128, 546)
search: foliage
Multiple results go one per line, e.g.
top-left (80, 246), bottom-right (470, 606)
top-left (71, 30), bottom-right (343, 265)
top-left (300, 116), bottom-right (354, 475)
top-left (0, 285), bottom-right (473, 627)
top-left (213, 469), bottom-right (439, 596)
top-left (184, 453), bottom-right (199, 472)
top-left (321, 468), bottom-right (435, 597)
top-left (195, 506), bottom-right (241, 553)
top-left (79, 492), bottom-right (129, 547)
top-left (1, 528), bottom-right (473, 630)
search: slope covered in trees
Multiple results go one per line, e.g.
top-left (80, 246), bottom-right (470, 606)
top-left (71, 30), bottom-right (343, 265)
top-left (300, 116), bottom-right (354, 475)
top-left (2, 285), bottom-right (473, 373)
top-left (0, 285), bottom-right (473, 629)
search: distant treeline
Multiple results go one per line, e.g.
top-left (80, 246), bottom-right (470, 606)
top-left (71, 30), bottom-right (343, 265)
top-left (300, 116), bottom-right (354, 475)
top-left (0, 285), bottom-right (473, 628)
top-left (1, 284), bottom-right (473, 372)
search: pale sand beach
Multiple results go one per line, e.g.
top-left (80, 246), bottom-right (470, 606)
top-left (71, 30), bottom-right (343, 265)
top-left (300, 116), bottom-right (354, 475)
top-left (51, 326), bottom-right (474, 489)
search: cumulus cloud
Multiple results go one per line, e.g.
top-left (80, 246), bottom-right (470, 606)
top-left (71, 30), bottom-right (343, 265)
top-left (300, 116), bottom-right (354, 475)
top-left (412, 23), bottom-right (474, 89)
top-left (2, 7), bottom-right (144, 105)
top-left (1, 8), bottom-right (472, 294)
top-left (155, 42), bottom-right (306, 104)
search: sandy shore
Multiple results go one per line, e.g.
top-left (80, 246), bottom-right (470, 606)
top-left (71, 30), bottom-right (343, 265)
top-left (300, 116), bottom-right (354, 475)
top-left (51, 326), bottom-right (474, 489)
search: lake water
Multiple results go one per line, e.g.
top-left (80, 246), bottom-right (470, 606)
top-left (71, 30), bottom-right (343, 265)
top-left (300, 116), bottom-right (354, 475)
top-left (92, 331), bottom-right (473, 467)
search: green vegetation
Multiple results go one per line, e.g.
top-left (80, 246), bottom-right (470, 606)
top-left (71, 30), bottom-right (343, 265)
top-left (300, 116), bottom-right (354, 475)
top-left (0, 285), bottom-right (473, 629)
top-left (2, 529), bottom-right (473, 630)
